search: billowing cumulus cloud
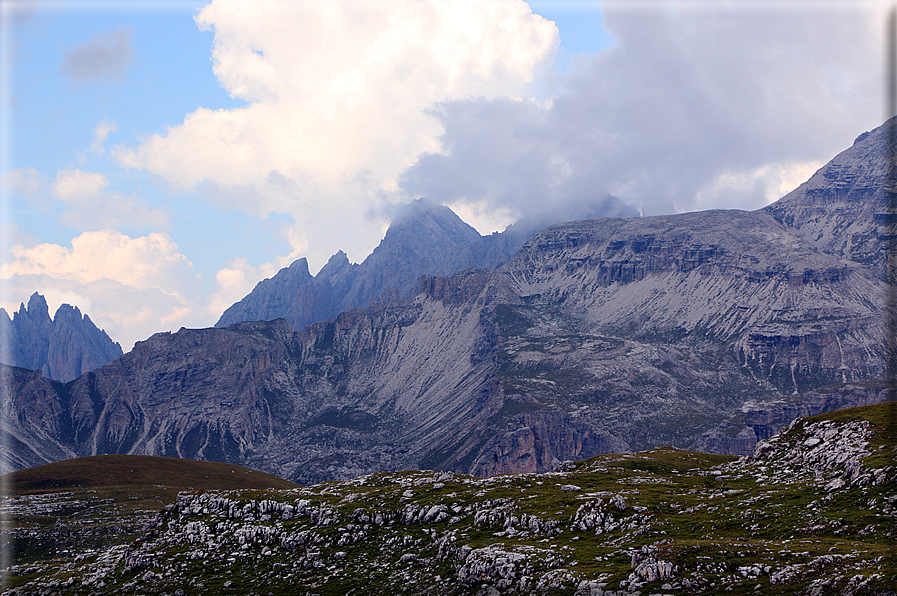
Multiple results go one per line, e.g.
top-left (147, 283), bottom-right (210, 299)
top-left (0, 230), bottom-right (200, 349)
top-left (402, 3), bottom-right (883, 218)
top-left (50, 168), bottom-right (168, 229)
top-left (112, 0), bottom-right (559, 268)
top-left (205, 257), bottom-right (279, 321)
top-left (60, 26), bottom-right (133, 83)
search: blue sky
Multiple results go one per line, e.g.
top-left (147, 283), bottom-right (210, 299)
top-left (0, 0), bottom-right (886, 349)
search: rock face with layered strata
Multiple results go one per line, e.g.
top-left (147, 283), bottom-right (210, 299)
top-left (763, 126), bottom-right (889, 269)
top-left (0, 122), bottom-right (892, 482)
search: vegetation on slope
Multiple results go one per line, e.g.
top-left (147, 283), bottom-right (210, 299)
top-left (1, 405), bottom-right (894, 595)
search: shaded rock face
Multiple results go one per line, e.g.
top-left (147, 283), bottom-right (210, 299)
top-left (0, 293), bottom-right (122, 383)
top-left (213, 258), bottom-right (314, 327)
top-left (215, 196), bottom-right (639, 332)
top-left (1, 124), bottom-right (890, 482)
top-left (0, 365), bottom-right (76, 472)
top-left (698, 381), bottom-right (893, 455)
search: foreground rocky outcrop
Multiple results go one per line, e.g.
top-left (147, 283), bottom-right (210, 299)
top-left (4, 402), bottom-right (894, 595)
top-left (0, 293), bottom-right (122, 383)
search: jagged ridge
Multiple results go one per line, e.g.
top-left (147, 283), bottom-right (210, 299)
top-left (0, 293), bottom-right (122, 383)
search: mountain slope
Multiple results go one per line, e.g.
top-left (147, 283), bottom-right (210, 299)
top-left (0, 208), bottom-right (883, 482)
top-left (3, 454), bottom-right (299, 494)
top-left (0, 122), bottom-right (890, 484)
top-left (763, 121), bottom-right (888, 269)
top-left (0, 293), bottom-right (122, 382)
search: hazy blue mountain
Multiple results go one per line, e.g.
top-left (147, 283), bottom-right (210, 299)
top-left (0, 293), bottom-right (122, 383)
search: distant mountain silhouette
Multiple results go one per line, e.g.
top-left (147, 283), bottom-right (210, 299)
top-left (0, 292), bottom-right (122, 382)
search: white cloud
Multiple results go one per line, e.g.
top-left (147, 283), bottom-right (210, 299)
top-left (112, 0), bottom-right (559, 269)
top-left (693, 160), bottom-right (826, 212)
top-left (401, 2), bottom-right (885, 218)
top-left (50, 168), bottom-right (107, 202)
top-left (206, 257), bottom-right (276, 320)
top-left (89, 119), bottom-right (117, 154)
top-left (49, 168), bottom-right (169, 230)
top-left (60, 26), bottom-right (133, 84)
top-left (0, 230), bottom-right (201, 349)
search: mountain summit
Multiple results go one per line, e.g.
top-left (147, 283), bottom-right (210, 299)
top-left (0, 122), bottom-right (889, 482)
top-left (215, 198), bottom-right (491, 331)
top-left (0, 292), bottom-right (122, 383)
top-left (215, 197), bottom-right (639, 331)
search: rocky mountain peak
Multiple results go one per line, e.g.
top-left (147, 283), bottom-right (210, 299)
top-left (366, 198), bottom-right (482, 268)
top-left (215, 258), bottom-right (314, 328)
top-left (383, 197), bottom-right (481, 243)
top-left (23, 292), bottom-right (50, 320)
top-left (763, 116), bottom-right (892, 268)
top-left (215, 199), bottom-right (517, 331)
top-left (0, 292), bottom-right (123, 382)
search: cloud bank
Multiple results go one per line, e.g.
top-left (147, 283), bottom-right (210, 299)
top-left (11, 1), bottom-right (886, 351)
top-left (50, 169), bottom-right (169, 229)
top-left (112, 0), bottom-right (560, 267)
top-left (112, 0), bottom-right (883, 274)
top-left (402, 3), bottom-right (882, 218)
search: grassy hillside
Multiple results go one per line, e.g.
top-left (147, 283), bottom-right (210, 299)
top-left (0, 456), bottom-right (298, 571)
top-left (2, 454), bottom-right (299, 495)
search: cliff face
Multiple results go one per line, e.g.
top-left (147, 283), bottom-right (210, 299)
top-left (1, 124), bottom-right (890, 482)
top-left (0, 293), bottom-right (123, 383)
top-left (215, 197), bottom-right (639, 332)
top-left (763, 122), bottom-right (888, 270)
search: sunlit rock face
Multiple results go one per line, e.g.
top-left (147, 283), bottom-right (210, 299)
top-left (0, 292), bottom-right (123, 383)
top-left (1, 122), bottom-right (890, 482)
top-left (763, 121), bottom-right (889, 270)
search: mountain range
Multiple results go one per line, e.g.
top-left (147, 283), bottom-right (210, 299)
top-left (0, 119), bottom-right (891, 484)
top-left (0, 293), bottom-right (122, 383)
top-left (215, 194), bottom-right (637, 331)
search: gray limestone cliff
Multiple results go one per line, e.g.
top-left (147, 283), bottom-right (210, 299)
top-left (763, 119), bottom-right (890, 270)
top-left (0, 122), bottom-right (890, 483)
top-left (0, 293), bottom-right (122, 383)
top-left (215, 196), bottom-right (637, 331)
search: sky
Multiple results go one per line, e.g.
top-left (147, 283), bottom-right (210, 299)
top-left (0, 0), bottom-right (889, 351)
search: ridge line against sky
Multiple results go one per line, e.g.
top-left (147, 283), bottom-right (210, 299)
top-left (0, 0), bottom-right (889, 350)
